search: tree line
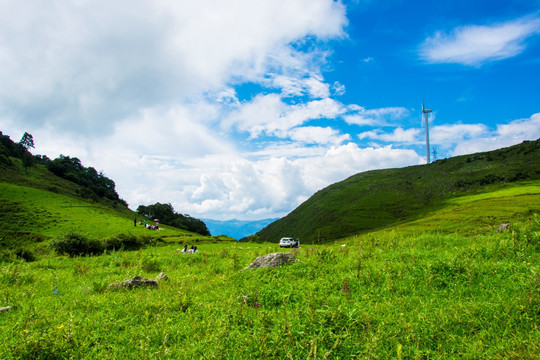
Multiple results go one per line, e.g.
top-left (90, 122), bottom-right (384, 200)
top-left (136, 202), bottom-right (210, 236)
top-left (1, 131), bottom-right (126, 206)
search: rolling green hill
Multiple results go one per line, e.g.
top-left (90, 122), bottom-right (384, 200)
top-left (253, 139), bottom-right (540, 244)
top-left (0, 157), bottom-right (212, 251)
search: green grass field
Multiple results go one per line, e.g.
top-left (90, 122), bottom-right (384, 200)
top-left (0, 182), bottom-right (193, 239)
top-left (369, 181), bottom-right (540, 237)
top-left (1, 221), bottom-right (538, 358)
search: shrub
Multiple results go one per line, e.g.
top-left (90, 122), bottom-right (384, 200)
top-left (141, 256), bottom-right (161, 272)
top-left (14, 248), bottom-right (36, 262)
top-left (50, 232), bottom-right (104, 257)
top-left (104, 234), bottom-right (142, 251)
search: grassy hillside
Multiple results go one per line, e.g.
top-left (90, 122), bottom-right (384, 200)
top-left (345, 181), bottom-right (540, 240)
top-left (254, 139), bottom-right (540, 243)
top-left (0, 158), bottom-right (215, 252)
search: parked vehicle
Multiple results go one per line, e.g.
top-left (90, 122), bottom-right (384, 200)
top-left (279, 237), bottom-right (299, 248)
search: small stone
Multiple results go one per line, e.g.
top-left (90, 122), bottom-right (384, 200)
top-left (0, 306), bottom-right (11, 312)
top-left (156, 272), bottom-right (169, 281)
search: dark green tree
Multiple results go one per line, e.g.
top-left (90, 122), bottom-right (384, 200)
top-left (137, 202), bottom-right (210, 236)
top-left (21, 151), bottom-right (34, 175)
top-left (19, 132), bottom-right (35, 151)
top-left (18, 132), bottom-right (35, 175)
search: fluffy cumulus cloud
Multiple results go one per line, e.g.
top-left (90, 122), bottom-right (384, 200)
top-left (452, 113), bottom-right (540, 155)
top-left (430, 124), bottom-right (488, 144)
top-left (358, 127), bottom-right (421, 144)
top-left (288, 126), bottom-right (351, 145)
top-left (420, 15), bottom-right (540, 65)
top-left (344, 107), bottom-right (409, 126)
top-left (0, 0), bottom-right (347, 135)
top-left (224, 96), bottom-right (347, 138)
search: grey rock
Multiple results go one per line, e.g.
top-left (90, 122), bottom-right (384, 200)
top-left (156, 272), bottom-right (169, 281)
top-left (246, 252), bottom-right (298, 269)
top-left (108, 276), bottom-right (158, 290)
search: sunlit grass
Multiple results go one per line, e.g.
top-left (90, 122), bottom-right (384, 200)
top-left (0, 183), bottom-right (199, 242)
top-left (1, 219), bottom-right (538, 358)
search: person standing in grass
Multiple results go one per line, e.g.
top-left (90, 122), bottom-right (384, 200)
top-left (134, 217), bottom-right (137, 226)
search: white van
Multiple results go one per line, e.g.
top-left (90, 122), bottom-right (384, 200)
top-left (279, 237), bottom-right (299, 248)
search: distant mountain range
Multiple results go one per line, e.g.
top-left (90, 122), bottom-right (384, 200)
top-left (202, 218), bottom-right (279, 240)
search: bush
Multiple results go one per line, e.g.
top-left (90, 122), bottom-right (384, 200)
top-left (141, 256), bottom-right (161, 272)
top-left (50, 232), bottom-right (104, 257)
top-left (14, 248), bottom-right (36, 262)
top-left (104, 234), bottom-right (142, 251)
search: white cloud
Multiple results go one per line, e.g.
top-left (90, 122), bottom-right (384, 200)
top-left (289, 126), bottom-right (351, 145)
top-left (452, 113), bottom-right (540, 155)
top-left (344, 106), bottom-right (409, 126)
top-left (0, 0), bottom-right (347, 135)
top-left (420, 15), bottom-right (540, 65)
top-left (273, 74), bottom-right (331, 98)
top-left (331, 82), bottom-right (346, 96)
top-left (496, 112), bottom-right (540, 138)
top-left (224, 95), bottom-right (346, 138)
top-left (359, 127), bottom-right (421, 143)
top-left (431, 123), bottom-right (489, 144)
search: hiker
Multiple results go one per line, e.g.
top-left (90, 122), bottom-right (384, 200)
top-left (134, 217), bottom-right (137, 226)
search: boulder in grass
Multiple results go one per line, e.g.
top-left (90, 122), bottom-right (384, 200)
top-left (108, 276), bottom-right (158, 290)
top-left (246, 252), bottom-right (298, 269)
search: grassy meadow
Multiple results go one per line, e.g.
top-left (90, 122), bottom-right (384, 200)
top-left (0, 181), bottom-right (209, 255)
top-left (1, 216), bottom-right (538, 359)
top-left (376, 181), bottom-right (540, 236)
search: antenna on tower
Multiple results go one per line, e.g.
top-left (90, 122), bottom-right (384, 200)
top-left (422, 99), bottom-right (432, 164)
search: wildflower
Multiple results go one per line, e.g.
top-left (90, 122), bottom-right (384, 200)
top-left (57, 325), bottom-right (64, 330)
top-left (253, 302), bottom-right (261, 309)
top-left (53, 289), bottom-right (60, 295)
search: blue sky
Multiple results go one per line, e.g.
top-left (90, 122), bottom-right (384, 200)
top-left (1, 0), bottom-right (539, 220)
